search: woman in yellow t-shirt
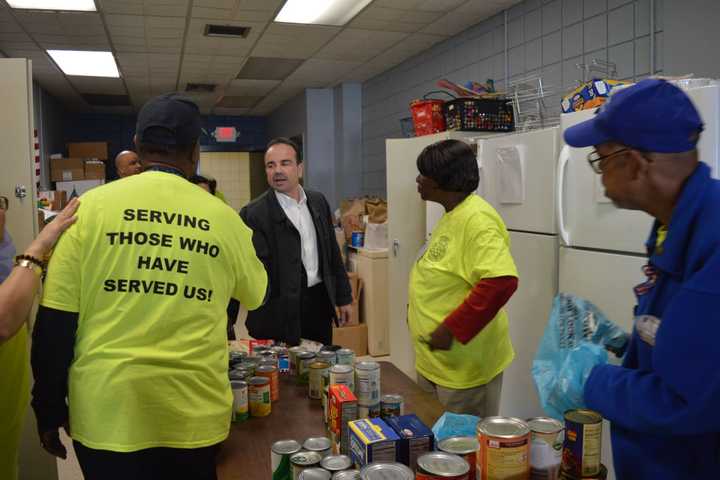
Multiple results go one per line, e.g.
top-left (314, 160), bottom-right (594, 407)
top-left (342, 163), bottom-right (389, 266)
top-left (0, 198), bottom-right (78, 480)
top-left (408, 140), bottom-right (519, 416)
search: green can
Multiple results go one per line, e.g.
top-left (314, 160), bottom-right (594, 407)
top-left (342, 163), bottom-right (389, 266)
top-left (272, 439), bottom-right (302, 480)
top-left (296, 351), bottom-right (316, 385)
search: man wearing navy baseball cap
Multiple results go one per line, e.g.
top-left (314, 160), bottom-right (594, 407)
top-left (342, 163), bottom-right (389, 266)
top-left (31, 93), bottom-right (267, 479)
top-left (565, 79), bottom-right (720, 479)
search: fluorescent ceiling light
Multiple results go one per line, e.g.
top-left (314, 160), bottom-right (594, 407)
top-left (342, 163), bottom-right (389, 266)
top-left (47, 50), bottom-right (120, 78)
top-left (275, 0), bottom-right (373, 26)
top-left (7, 0), bottom-right (96, 11)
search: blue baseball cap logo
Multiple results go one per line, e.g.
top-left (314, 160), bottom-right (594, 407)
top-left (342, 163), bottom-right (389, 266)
top-left (564, 79), bottom-right (704, 153)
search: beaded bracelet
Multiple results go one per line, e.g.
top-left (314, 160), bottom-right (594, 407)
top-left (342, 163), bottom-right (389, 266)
top-left (15, 254), bottom-right (46, 272)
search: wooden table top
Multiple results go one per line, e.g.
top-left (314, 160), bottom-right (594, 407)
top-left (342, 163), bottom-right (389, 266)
top-left (217, 361), bottom-right (444, 480)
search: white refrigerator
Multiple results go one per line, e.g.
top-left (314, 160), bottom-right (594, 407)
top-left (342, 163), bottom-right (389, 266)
top-left (557, 80), bottom-right (720, 480)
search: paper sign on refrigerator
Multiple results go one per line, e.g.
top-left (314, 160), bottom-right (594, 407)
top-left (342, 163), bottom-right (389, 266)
top-left (497, 145), bottom-right (526, 204)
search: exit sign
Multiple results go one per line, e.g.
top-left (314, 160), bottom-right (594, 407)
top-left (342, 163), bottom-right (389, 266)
top-left (213, 127), bottom-right (238, 142)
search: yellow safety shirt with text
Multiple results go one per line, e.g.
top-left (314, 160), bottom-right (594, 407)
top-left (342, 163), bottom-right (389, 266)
top-left (41, 171), bottom-right (267, 452)
top-left (408, 194), bottom-right (517, 389)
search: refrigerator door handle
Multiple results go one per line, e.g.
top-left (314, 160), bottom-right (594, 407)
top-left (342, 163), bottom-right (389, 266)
top-left (557, 144), bottom-right (571, 246)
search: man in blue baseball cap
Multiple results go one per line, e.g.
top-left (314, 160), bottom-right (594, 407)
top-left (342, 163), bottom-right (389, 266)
top-left (565, 78), bottom-right (720, 479)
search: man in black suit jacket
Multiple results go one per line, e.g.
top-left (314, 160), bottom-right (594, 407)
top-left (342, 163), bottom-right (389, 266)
top-left (240, 137), bottom-right (352, 346)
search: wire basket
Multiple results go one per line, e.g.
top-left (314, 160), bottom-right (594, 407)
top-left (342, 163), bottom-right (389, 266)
top-left (443, 97), bottom-right (515, 132)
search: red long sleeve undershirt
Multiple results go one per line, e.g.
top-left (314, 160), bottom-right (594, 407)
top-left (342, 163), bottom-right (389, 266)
top-left (442, 276), bottom-right (518, 344)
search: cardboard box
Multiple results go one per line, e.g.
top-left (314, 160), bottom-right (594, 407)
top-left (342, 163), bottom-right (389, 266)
top-left (84, 160), bottom-right (106, 180)
top-left (348, 418), bottom-right (399, 468)
top-left (385, 414), bottom-right (434, 471)
top-left (333, 323), bottom-right (367, 356)
top-left (329, 385), bottom-right (358, 455)
top-left (68, 142), bottom-right (108, 160)
top-left (51, 158), bottom-right (85, 182)
top-left (337, 273), bottom-right (363, 326)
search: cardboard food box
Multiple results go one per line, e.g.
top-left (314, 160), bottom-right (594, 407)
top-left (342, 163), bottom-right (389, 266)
top-left (329, 385), bottom-right (358, 455)
top-left (84, 160), bottom-right (106, 180)
top-left (68, 142), bottom-right (108, 160)
top-left (385, 414), bottom-right (435, 471)
top-left (332, 323), bottom-right (367, 356)
top-left (348, 418), bottom-right (400, 468)
top-left (337, 273), bottom-right (363, 326)
top-left (51, 158), bottom-right (85, 182)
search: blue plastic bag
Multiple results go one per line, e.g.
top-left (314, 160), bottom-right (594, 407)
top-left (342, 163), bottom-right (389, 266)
top-left (532, 293), bottom-right (628, 420)
top-left (431, 412), bottom-right (480, 442)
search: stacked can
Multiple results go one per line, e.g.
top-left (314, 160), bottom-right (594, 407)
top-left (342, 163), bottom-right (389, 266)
top-left (291, 451), bottom-right (323, 480)
top-left (318, 350), bottom-right (338, 366)
top-left (561, 410), bottom-right (605, 479)
top-left (527, 417), bottom-right (564, 480)
top-left (273, 346), bottom-right (290, 373)
top-left (297, 351), bottom-right (317, 385)
top-left (248, 376), bottom-right (271, 417)
top-left (321, 455), bottom-right (353, 474)
top-left (309, 361), bottom-right (331, 400)
top-left (355, 361), bottom-right (380, 418)
top-left (304, 437), bottom-right (332, 458)
top-left (359, 463), bottom-right (413, 480)
top-left (416, 452), bottom-right (470, 480)
top-left (230, 380), bottom-right (249, 423)
top-left (332, 470), bottom-right (360, 480)
top-left (289, 346), bottom-right (305, 376)
top-left (437, 436), bottom-right (479, 479)
top-left (298, 469), bottom-right (331, 480)
top-left (272, 439), bottom-right (302, 480)
top-left (476, 416), bottom-right (530, 480)
top-left (336, 348), bottom-right (355, 366)
top-left (256, 364), bottom-right (280, 402)
top-left (380, 394), bottom-right (404, 418)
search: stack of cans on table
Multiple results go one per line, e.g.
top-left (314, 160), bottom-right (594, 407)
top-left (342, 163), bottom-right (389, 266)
top-left (272, 437), bottom-right (358, 480)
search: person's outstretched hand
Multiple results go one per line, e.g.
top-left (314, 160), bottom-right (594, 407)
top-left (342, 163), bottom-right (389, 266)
top-left (26, 198), bottom-right (79, 258)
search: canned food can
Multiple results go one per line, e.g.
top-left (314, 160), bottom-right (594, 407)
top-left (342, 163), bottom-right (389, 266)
top-left (477, 416), bottom-right (530, 480)
top-left (238, 361), bottom-right (256, 376)
top-left (303, 437), bottom-right (332, 458)
top-left (329, 364), bottom-right (355, 392)
top-left (256, 364), bottom-right (280, 402)
top-left (318, 350), bottom-right (338, 366)
top-left (229, 368), bottom-right (251, 382)
top-left (357, 403), bottom-right (380, 419)
top-left (298, 468), bottom-right (332, 480)
top-left (273, 346), bottom-right (290, 373)
top-left (248, 376), bottom-right (271, 417)
top-left (558, 464), bottom-right (607, 480)
top-left (333, 470), bottom-right (361, 480)
top-left (291, 451), bottom-right (323, 480)
top-left (310, 361), bottom-right (331, 400)
top-left (437, 436), bottom-right (479, 480)
top-left (321, 454), bottom-right (353, 472)
top-left (416, 452), bottom-right (470, 480)
top-left (351, 231), bottom-right (364, 248)
top-left (229, 350), bottom-right (247, 368)
top-left (322, 366), bottom-right (332, 424)
top-left (527, 417), bottom-right (564, 480)
top-left (359, 463), bottom-right (414, 480)
top-left (230, 380), bottom-right (249, 423)
top-left (297, 352), bottom-right (317, 385)
top-left (272, 439), bottom-right (302, 480)
top-left (380, 394), bottom-right (404, 418)
top-left (336, 348), bottom-right (355, 366)
top-left (289, 346), bottom-right (305, 376)
top-left (355, 361), bottom-right (380, 406)
top-left (253, 345), bottom-right (271, 354)
top-left (562, 409), bottom-right (602, 478)
top-left (244, 356), bottom-right (262, 366)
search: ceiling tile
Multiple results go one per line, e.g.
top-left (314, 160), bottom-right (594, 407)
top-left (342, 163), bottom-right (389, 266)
top-left (217, 95), bottom-right (262, 108)
top-left (213, 107), bottom-right (251, 116)
top-left (70, 76), bottom-right (127, 95)
top-left (236, 56), bottom-right (304, 80)
top-left (314, 29), bottom-right (409, 62)
top-left (253, 23), bottom-right (340, 59)
top-left (97, 0), bottom-right (144, 15)
top-left (237, 0), bottom-right (283, 11)
top-left (283, 58), bottom-right (363, 87)
top-left (226, 78), bottom-right (280, 96)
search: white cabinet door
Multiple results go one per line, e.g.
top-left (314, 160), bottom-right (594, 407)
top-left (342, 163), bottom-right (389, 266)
top-left (684, 83), bottom-right (720, 177)
top-left (559, 110), bottom-right (653, 254)
top-left (500, 231), bottom-right (558, 419)
top-left (558, 246), bottom-right (648, 480)
top-left (479, 127), bottom-right (559, 235)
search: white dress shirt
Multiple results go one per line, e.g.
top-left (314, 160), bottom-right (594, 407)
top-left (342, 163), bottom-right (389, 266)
top-left (275, 188), bottom-right (321, 287)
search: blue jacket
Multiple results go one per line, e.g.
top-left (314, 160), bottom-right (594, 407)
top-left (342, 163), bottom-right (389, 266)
top-left (584, 163), bottom-right (720, 479)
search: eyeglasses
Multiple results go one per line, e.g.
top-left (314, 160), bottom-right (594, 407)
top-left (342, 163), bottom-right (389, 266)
top-left (587, 148), bottom-right (630, 174)
top-left (0, 196), bottom-right (8, 211)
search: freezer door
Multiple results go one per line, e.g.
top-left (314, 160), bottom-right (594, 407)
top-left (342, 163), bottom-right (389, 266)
top-left (478, 127), bottom-right (559, 234)
top-left (559, 110), bottom-right (653, 253)
top-left (500, 232), bottom-right (558, 419)
top-left (683, 83), bottom-right (720, 177)
top-left (558, 246), bottom-right (648, 480)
